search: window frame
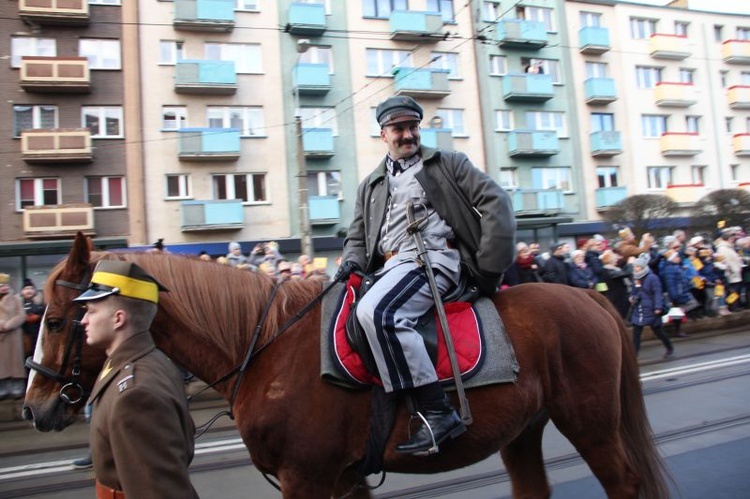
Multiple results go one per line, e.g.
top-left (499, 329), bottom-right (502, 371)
top-left (636, 66), bottom-right (662, 89)
top-left (525, 111), bottom-right (567, 138)
top-left (647, 166), bottom-right (673, 190)
top-left (307, 171), bottom-right (342, 199)
top-left (204, 42), bottom-right (262, 74)
top-left (498, 167), bottom-right (518, 190)
top-left (85, 176), bottom-right (127, 209)
top-left (162, 106), bottom-right (188, 131)
top-left (435, 108), bottom-right (466, 137)
top-left (641, 114), bottom-right (669, 138)
top-left (16, 177), bottom-right (61, 211)
top-left (212, 173), bottom-right (268, 204)
top-left (158, 40), bottom-right (185, 66)
top-left (430, 51), bottom-right (460, 79)
top-left (298, 107), bottom-right (338, 136)
top-left (596, 166), bottom-right (620, 188)
top-left (531, 167), bottom-right (572, 193)
top-left (365, 48), bottom-right (413, 77)
top-left (165, 173), bottom-right (192, 200)
top-left (79, 38), bottom-right (122, 70)
top-left (489, 55), bottom-right (507, 76)
top-left (630, 17), bottom-right (657, 40)
top-left (13, 105), bottom-right (59, 137)
top-left (11, 37), bottom-right (56, 68)
top-left (82, 106), bottom-right (124, 139)
top-left (362, 0), bottom-right (407, 19)
top-left (206, 107), bottom-right (266, 137)
top-left (495, 110), bottom-right (514, 132)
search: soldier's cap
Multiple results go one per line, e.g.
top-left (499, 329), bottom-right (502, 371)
top-left (376, 96), bottom-right (423, 127)
top-left (73, 260), bottom-right (168, 304)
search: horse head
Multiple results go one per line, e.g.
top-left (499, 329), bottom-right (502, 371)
top-left (23, 232), bottom-right (108, 431)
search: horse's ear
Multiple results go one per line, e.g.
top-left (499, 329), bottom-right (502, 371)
top-left (64, 232), bottom-right (92, 275)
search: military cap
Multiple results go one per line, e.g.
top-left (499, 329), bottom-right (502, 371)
top-left (74, 260), bottom-right (168, 304)
top-left (376, 95), bottom-right (423, 127)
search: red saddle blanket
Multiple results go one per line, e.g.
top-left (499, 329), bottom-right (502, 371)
top-left (330, 274), bottom-right (485, 387)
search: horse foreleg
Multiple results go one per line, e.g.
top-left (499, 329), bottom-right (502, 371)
top-left (499, 411), bottom-right (551, 499)
top-left (333, 467), bottom-right (372, 499)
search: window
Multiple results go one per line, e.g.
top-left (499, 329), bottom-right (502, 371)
top-left (519, 6), bottom-right (555, 32)
top-left (207, 107), bottom-right (265, 137)
top-left (212, 173), bottom-right (267, 203)
top-left (79, 39), bottom-right (121, 69)
top-left (714, 25), bottom-right (723, 42)
top-left (11, 37), bottom-right (56, 68)
top-left (298, 107), bottom-right (338, 135)
top-left (365, 49), bottom-right (412, 76)
top-left (489, 55), bottom-right (507, 76)
top-left (741, 72), bottom-right (750, 85)
top-left (362, 0), bottom-right (406, 18)
top-left (691, 165), bottom-right (706, 185)
top-left (299, 46), bottom-right (333, 73)
top-left (597, 167), bottom-right (619, 188)
top-left (431, 52), bottom-right (460, 79)
top-left (679, 68), bottom-right (695, 84)
top-left (205, 43), bottom-right (262, 74)
top-left (13, 105), bottom-right (58, 137)
top-left (585, 61), bottom-right (608, 79)
top-left (591, 113), bottom-right (615, 132)
top-left (82, 107), bottom-right (124, 138)
top-left (531, 167), bottom-right (571, 192)
top-left (725, 117), bottom-right (733, 134)
top-left (435, 108), bottom-right (465, 136)
top-left (482, 1), bottom-right (501, 22)
top-left (674, 21), bottom-right (689, 37)
top-left (86, 176), bottom-right (126, 208)
top-left (641, 115), bottom-right (668, 137)
top-left (730, 164), bottom-right (739, 182)
top-left (636, 66), bottom-right (662, 88)
top-left (162, 107), bottom-right (188, 131)
top-left (499, 167), bottom-right (518, 189)
top-left (580, 11), bottom-right (601, 28)
top-left (236, 0), bottom-right (258, 11)
top-left (647, 166), bottom-right (672, 190)
top-left (526, 111), bottom-right (567, 137)
top-left (166, 174), bottom-right (191, 199)
top-left (720, 70), bottom-right (729, 88)
top-left (685, 115), bottom-right (701, 134)
top-left (738, 27), bottom-right (750, 41)
top-left (159, 41), bottom-right (185, 65)
top-left (16, 178), bottom-right (60, 210)
top-left (427, 0), bottom-right (454, 23)
top-left (630, 18), bottom-right (657, 39)
top-left (522, 58), bottom-right (560, 83)
top-left (308, 171), bottom-right (341, 198)
top-left (496, 110), bottom-right (514, 131)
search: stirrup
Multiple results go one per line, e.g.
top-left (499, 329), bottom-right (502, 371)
top-left (406, 411), bottom-right (440, 456)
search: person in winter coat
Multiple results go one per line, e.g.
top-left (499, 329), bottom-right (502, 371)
top-left (513, 242), bottom-right (543, 284)
top-left (568, 250), bottom-right (597, 289)
top-left (660, 250), bottom-right (695, 337)
top-left (629, 256), bottom-right (674, 358)
top-left (0, 274), bottom-right (27, 400)
top-left (616, 227), bottom-right (654, 263)
top-left (600, 250), bottom-right (632, 320)
top-left (543, 242), bottom-right (569, 284)
top-left (714, 228), bottom-right (744, 310)
top-left (20, 278), bottom-right (45, 360)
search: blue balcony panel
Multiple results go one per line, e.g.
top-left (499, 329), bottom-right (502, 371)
top-left (503, 74), bottom-right (554, 102)
top-left (584, 77), bottom-right (617, 105)
top-left (420, 128), bottom-right (454, 151)
top-left (512, 189), bottom-right (564, 215)
top-left (174, 0), bottom-right (235, 32)
top-left (390, 11), bottom-right (445, 42)
top-left (178, 128), bottom-right (241, 161)
top-left (595, 187), bottom-right (628, 210)
top-left (579, 27), bottom-right (611, 54)
top-left (496, 20), bottom-right (548, 49)
top-left (181, 199), bottom-right (244, 231)
top-left (302, 128), bottom-right (334, 158)
top-left (507, 130), bottom-right (559, 157)
top-left (393, 68), bottom-right (450, 99)
top-left (175, 60), bottom-right (237, 95)
top-left (288, 2), bottom-right (327, 35)
top-left (294, 63), bottom-right (331, 95)
top-left (590, 131), bottom-right (623, 157)
top-left (309, 196), bottom-right (340, 225)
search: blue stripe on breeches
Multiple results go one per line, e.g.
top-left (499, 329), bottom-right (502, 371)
top-left (355, 261), bottom-right (454, 393)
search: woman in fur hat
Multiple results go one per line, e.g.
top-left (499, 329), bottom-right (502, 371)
top-left (0, 274), bottom-right (27, 400)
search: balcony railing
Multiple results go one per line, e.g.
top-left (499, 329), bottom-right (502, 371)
top-left (178, 128), bottom-right (241, 161)
top-left (507, 130), bottom-right (559, 157)
top-left (18, 0), bottom-right (89, 25)
top-left (389, 11), bottom-right (445, 42)
top-left (595, 187), bottom-right (627, 210)
top-left (584, 77), bottom-right (617, 105)
top-left (722, 40), bottom-right (750, 64)
top-left (654, 82), bottom-right (696, 107)
top-left (20, 56), bottom-right (90, 93)
top-left (512, 189), bottom-right (564, 215)
top-left (393, 68), bottom-right (450, 99)
top-left (728, 86), bottom-right (750, 109)
top-left (287, 2), bottom-right (327, 36)
top-left (23, 204), bottom-right (94, 237)
top-left (503, 73), bottom-right (554, 102)
top-left (578, 26), bottom-right (610, 54)
top-left (590, 131), bottom-right (623, 157)
top-left (496, 19), bottom-right (548, 49)
top-left (309, 196), bottom-right (340, 225)
top-left (648, 34), bottom-right (691, 60)
top-left (666, 184), bottom-right (706, 204)
top-left (294, 63), bottom-right (331, 95)
top-left (174, 0), bottom-right (235, 32)
top-left (175, 60), bottom-right (237, 94)
top-left (420, 128), bottom-right (454, 151)
top-left (21, 129), bottom-right (92, 164)
top-left (733, 133), bottom-right (750, 156)
top-left (180, 199), bottom-right (244, 231)
top-left (302, 128), bottom-right (334, 158)
top-left (660, 133), bottom-right (701, 156)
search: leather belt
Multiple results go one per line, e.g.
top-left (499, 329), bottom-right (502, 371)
top-left (96, 480), bottom-right (126, 499)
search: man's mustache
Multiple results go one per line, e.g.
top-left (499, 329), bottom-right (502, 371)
top-left (398, 139), bottom-right (417, 146)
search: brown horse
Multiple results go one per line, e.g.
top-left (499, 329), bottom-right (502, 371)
top-left (24, 233), bottom-right (669, 498)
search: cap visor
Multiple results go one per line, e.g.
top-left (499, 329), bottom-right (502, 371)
top-left (73, 287), bottom-right (118, 302)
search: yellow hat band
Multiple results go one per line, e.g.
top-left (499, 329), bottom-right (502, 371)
top-left (92, 271), bottom-right (159, 303)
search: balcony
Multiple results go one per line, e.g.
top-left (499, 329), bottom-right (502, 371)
top-left (178, 128), bottom-right (241, 161)
top-left (722, 40), bottom-right (750, 64)
top-left (18, 0), bottom-right (89, 25)
top-left (507, 130), bottom-right (559, 157)
top-left (666, 184), bottom-right (705, 204)
top-left (648, 34), bottom-right (690, 60)
top-left (496, 19), bottom-right (548, 49)
top-left (389, 11), bottom-right (445, 42)
top-left (590, 131), bottom-right (623, 157)
top-left (420, 128), bottom-right (453, 151)
top-left (393, 68), bottom-right (450, 99)
top-left (728, 86), bottom-right (750, 109)
top-left (660, 132), bottom-right (701, 156)
top-left (294, 63), bottom-right (331, 95)
top-left (595, 187), bottom-right (628, 210)
top-left (180, 200), bottom-right (244, 231)
top-left (21, 129), bottom-right (92, 164)
top-left (174, 0), bottom-right (235, 32)
top-left (309, 196), bottom-right (340, 225)
top-left (578, 26), bottom-right (610, 55)
top-left (512, 189), bottom-right (564, 215)
top-left (20, 57), bottom-right (90, 93)
top-left (287, 2), bottom-right (326, 36)
top-left (584, 77), bottom-right (617, 105)
top-left (654, 82), bottom-right (697, 107)
top-left (733, 133), bottom-right (750, 156)
top-left (302, 128), bottom-right (334, 158)
top-left (502, 73), bottom-right (554, 102)
top-left (174, 60), bottom-right (237, 95)
top-left (23, 204), bottom-right (94, 238)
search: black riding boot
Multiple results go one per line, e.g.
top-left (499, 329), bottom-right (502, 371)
top-left (395, 382), bottom-right (466, 456)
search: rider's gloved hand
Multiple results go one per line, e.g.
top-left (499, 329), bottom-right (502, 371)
top-left (333, 261), bottom-right (360, 283)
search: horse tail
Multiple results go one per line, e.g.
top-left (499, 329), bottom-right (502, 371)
top-left (587, 290), bottom-right (672, 498)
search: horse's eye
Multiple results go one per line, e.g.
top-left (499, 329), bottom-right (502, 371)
top-left (47, 318), bottom-right (65, 332)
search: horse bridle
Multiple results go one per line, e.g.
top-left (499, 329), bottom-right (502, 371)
top-left (25, 272), bottom-right (91, 406)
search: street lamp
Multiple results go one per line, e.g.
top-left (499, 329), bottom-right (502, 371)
top-left (295, 39), bottom-right (313, 259)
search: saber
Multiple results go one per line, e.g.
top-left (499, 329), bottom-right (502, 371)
top-left (406, 201), bottom-right (472, 425)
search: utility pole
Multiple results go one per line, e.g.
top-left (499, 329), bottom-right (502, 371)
top-left (295, 39), bottom-right (313, 259)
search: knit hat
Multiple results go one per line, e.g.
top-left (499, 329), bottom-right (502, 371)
top-left (228, 241), bottom-right (241, 252)
top-left (632, 254), bottom-right (651, 279)
top-left (23, 278), bottom-right (35, 289)
top-left (688, 236), bottom-right (704, 247)
top-left (0, 273), bottom-right (9, 285)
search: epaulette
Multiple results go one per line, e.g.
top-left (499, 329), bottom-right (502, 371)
top-left (117, 364), bottom-right (135, 394)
